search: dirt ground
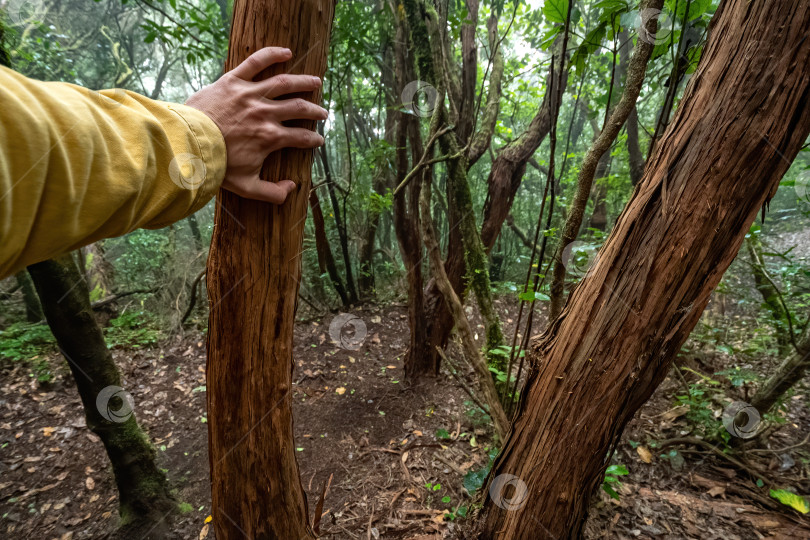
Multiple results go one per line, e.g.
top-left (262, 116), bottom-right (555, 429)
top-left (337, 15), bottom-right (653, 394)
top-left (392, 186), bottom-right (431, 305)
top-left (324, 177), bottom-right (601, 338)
top-left (1, 300), bottom-right (809, 539)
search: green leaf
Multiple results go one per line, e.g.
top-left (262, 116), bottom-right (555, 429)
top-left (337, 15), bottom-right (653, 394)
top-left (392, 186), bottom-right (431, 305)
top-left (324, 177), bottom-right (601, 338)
top-left (543, 0), bottom-right (569, 24)
top-left (518, 290), bottom-right (551, 302)
top-left (605, 464), bottom-right (629, 476)
top-left (602, 483), bottom-right (620, 500)
top-left (769, 489), bottom-right (809, 513)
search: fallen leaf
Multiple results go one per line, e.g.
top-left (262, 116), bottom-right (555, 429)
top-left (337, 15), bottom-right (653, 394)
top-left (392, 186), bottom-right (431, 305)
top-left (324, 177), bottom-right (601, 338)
top-left (637, 446), bottom-right (653, 463)
top-left (200, 524), bottom-right (210, 539)
top-left (86, 477), bottom-right (95, 490)
top-left (335, 387), bottom-right (346, 395)
top-left (42, 427), bottom-right (55, 437)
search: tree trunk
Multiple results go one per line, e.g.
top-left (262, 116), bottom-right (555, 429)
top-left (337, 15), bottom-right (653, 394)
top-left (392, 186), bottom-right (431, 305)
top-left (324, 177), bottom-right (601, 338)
top-left (391, 5), bottom-right (436, 378)
top-left (626, 105), bottom-right (645, 186)
top-left (15, 270), bottom-right (43, 322)
top-left (751, 328), bottom-right (810, 416)
top-left (420, 155), bottom-right (508, 439)
top-left (358, 38), bottom-right (396, 299)
top-left (321, 142), bottom-right (358, 304)
top-left (476, 1), bottom-right (810, 537)
top-left (548, 0), bottom-right (662, 320)
top-left (309, 187), bottom-right (350, 306)
top-left (205, 1), bottom-right (335, 538)
top-left (405, 0), bottom-right (505, 357)
top-left (187, 214), bottom-right (204, 252)
top-left (479, 35), bottom-right (569, 253)
top-left (28, 254), bottom-right (175, 537)
top-left (746, 235), bottom-right (791, 354)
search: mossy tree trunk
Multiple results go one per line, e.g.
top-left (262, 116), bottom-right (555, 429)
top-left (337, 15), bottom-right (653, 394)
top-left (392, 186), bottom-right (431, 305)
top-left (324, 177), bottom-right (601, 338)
top-left (28, 254), bottom-right (175, 537)
top-left (15, 270), bottom-right (43, 322)
top-left (402, 0), bottom-right (505, 360)
top-left (746, 234), bottom-right (792, 354)
top-left (751, 326), bottom-right (810, 416)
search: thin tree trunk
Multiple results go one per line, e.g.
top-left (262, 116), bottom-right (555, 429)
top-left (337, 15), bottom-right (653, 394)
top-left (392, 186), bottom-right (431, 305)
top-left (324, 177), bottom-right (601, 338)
top-left (479, 35), bottom-right (569, 252)
top-left (310, 187), bottom-right (350, 306)
top-left (320, 142), bottom-right (358, 303)
top-left (358, 39), bottom-right (396, 299)
top-left (751, 329), bottom-right (810, 416)
top-left (626, 105), bottom-right (645, 185)
top-left (391, 3), bottom-right (436, 379)
top-left (746, 235), bottom-right (791, 354)
top-left (28, 254), bottom-right (175, 537)
top-left (548, 0), bottom-right (663, 320)
top-left (476, 1), bottom-right (810, 536)
top-left (206, 1), bottom-right (335, 538)
top-left (187, 214), bottom-right (203, 252)
top-left (467, 14), bottom-right (503, 168)
top-left (15, 270), bottom-right (43, 322)
top-left (420, 161), bottom-right (509, 439)
top-left (404, 0), bottom-right (505, 356)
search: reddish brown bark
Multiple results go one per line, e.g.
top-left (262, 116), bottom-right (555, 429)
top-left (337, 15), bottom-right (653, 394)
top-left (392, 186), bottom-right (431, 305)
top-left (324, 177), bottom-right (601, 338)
top-left (477, 0), bottom-right (810, 537)
top-left (205, 1), bottom-right (335, 538)
top-left (392, 9), bottom-right (436, 378)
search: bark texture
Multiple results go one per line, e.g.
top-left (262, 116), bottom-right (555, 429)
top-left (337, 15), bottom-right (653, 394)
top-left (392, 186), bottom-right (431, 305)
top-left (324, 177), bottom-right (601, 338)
top-left (477, 1), bottom-right (810, 537)
top-left (205, 1), bottom-right (335, 538)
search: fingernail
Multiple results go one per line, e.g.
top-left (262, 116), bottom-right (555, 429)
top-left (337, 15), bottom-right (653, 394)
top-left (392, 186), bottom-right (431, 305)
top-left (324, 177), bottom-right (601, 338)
top-left (311, 76), bottom-right (321, 85)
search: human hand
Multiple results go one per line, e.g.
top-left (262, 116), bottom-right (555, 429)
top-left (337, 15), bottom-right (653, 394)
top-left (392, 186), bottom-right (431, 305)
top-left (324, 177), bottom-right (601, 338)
top-left (185, 47), bottom-right (327, 204)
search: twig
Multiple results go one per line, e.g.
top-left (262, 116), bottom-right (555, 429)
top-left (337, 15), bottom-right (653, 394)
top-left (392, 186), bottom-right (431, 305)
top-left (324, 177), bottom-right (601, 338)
top-left (392, 125), bottom-right (454, 196)
top-left (436, 347), bottom-right (490, 416)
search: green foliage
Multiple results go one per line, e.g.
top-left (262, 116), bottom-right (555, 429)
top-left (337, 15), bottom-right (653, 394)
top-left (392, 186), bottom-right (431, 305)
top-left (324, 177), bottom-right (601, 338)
top-left (463, 448), bottom-right (499, 494)
top-left (0, 323), bottom-right (55, 363)
top-left (602, 463), bottom-right (628, 500)
top-left (105, 310), bottom-right (162, 349)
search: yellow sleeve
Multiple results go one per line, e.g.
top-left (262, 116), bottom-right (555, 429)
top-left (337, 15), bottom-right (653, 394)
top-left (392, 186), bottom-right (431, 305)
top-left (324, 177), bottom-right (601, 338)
top-left (0, 65), bottom-right (227, 279)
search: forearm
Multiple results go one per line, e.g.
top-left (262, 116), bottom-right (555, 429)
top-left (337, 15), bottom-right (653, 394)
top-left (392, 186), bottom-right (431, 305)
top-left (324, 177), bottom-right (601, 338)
top-left (0, 65), bottom-right (226, 278)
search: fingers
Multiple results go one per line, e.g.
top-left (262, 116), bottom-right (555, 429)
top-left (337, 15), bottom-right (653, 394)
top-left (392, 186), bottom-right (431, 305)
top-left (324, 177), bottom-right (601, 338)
top-left (246, 179), bottom-right (298, 204)
top-left (276, 126), bottom-right (325, 149)
top-left (268, 98), bottom-right (328, 122)
top-left (256, 73), bottom-right (322, 100)
top-left (230, 47), bottom-right (293, 81)
top-left (224, 178), bottom-right (298, 204)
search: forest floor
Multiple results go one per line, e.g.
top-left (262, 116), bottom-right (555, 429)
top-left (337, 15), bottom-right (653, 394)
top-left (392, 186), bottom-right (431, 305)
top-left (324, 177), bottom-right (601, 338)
top-left (1, 299), bottom-right (809, 539)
